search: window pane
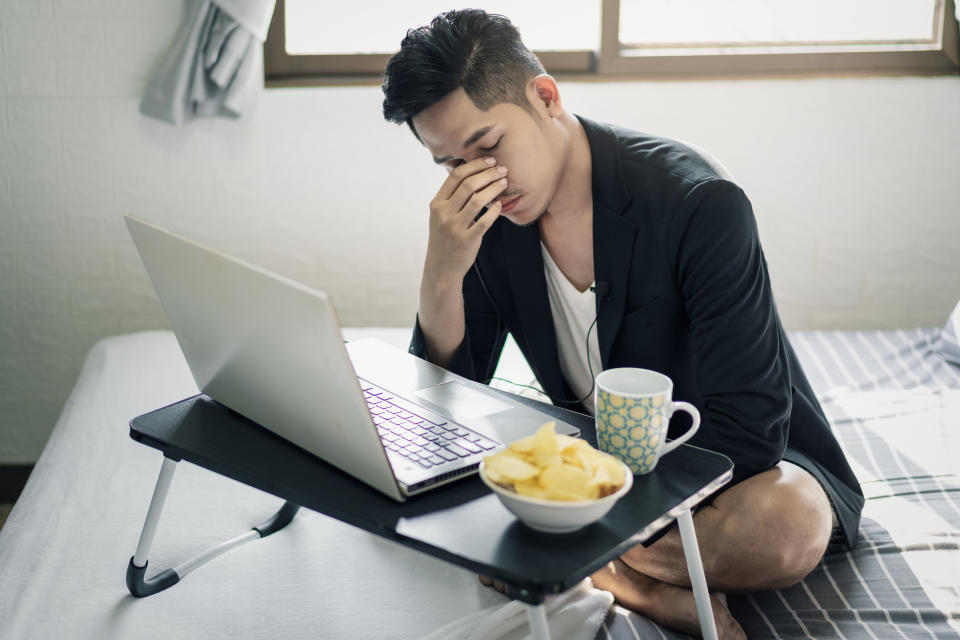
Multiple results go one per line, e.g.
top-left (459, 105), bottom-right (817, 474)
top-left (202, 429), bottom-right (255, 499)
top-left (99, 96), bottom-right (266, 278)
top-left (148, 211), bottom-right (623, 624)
top-left (285, 1), bottom-right (600, 54)
top-left (619, 0), bottom-right (937, 46)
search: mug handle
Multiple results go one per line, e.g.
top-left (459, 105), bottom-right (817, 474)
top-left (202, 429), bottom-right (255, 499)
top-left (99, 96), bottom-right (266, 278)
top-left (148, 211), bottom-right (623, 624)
top-left (659, 401), bottom-right (701, 456)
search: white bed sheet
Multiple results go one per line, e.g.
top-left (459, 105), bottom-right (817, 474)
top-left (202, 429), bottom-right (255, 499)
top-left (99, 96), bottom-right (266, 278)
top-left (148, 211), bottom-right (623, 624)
top-left (0, 330), bottom-right (517, 640)
top-left (10, 327), bottom-right (957, 640)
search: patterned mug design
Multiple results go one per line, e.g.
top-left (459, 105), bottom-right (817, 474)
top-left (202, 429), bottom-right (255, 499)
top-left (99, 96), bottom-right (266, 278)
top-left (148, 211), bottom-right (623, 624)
top-left (595, 369), bottom-right (700, 475)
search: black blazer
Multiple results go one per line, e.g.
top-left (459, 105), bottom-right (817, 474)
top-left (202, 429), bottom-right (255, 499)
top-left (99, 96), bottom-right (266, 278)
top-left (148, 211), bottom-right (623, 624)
top-left (411, 116), bottom-right (864, 549)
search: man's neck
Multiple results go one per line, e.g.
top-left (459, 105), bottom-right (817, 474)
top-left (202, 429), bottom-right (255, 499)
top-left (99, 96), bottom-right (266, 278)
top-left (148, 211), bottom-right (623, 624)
top-left (540, 112), bottom-right (593, 226)
top-left (538, 112), bottom-right (595, 292)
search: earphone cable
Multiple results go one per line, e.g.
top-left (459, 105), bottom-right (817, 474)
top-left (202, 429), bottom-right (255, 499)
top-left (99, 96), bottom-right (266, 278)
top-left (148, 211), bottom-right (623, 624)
top-left (473, 262), bottom-right (599, 407)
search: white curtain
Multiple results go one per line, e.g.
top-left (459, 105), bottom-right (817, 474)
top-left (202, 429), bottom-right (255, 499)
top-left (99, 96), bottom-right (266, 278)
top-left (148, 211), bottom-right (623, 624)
top-left (140, 0), bottom-right (277, 125)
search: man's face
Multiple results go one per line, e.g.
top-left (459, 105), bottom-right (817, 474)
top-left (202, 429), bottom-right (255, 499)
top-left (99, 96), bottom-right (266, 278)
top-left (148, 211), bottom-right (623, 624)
top-left (411, 85), bottom-right (565, 227)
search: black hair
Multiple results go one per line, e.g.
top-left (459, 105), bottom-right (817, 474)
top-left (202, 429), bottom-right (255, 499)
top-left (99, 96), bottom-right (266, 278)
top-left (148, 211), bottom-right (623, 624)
top-left (381, 9), bottom-right (546, 138)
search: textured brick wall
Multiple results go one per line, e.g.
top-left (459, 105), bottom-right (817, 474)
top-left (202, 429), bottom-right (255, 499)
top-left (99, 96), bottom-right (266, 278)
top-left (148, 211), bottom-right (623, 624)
top-left (1, 1), bottom-right (958, 462)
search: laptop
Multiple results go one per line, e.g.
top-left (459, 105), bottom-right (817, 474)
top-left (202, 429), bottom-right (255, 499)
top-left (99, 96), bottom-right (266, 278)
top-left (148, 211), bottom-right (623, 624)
top-left (125, 215), bottom-right (580, 501)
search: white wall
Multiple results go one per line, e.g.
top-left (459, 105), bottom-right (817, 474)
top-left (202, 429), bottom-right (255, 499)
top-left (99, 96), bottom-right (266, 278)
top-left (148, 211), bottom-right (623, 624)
top-left (1, 0), bottom-right (959, 462)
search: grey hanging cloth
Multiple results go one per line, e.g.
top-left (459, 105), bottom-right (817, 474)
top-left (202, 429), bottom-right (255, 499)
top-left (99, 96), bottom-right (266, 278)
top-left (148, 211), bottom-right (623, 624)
top-left (140, 0), bottom-right (277, 124)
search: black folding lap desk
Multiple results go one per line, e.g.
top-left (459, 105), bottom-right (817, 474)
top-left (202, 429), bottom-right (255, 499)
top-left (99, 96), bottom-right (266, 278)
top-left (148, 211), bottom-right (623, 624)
top-left (128, 391), bottom-right (732, 639)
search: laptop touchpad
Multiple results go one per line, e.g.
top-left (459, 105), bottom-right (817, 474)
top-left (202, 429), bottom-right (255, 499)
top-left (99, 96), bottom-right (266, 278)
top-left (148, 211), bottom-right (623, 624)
top-left (415, 381), bottom-right (512, 419)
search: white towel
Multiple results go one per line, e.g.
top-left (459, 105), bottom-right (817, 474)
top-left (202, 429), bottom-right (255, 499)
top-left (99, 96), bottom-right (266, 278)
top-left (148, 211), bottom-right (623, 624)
top-left (423, 578), bottom-right (613, 640)
top-left (139, 0), bottom-right (275, 124)
top-left (941, 300), bottom-right (960, 366)
top-left (211, 0), bottom-right (275, 41)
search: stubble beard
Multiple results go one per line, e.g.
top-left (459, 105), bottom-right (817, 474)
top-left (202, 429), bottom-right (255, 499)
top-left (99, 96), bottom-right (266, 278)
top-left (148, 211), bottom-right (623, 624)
top-left (507, 195), bottom-right (550, 228)
top-left (515, 207), bottom-right (549, 228)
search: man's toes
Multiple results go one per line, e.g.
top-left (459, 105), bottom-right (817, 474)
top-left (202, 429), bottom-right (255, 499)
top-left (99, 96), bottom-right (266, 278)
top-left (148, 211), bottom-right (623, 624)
top-left (590, 558), bottom-right (657, 612)
top-left (709, 594), bottom-right (747, 640)
top-left (593, 559), bottom-right (746, 639)
top-left (478, 575), bottom-right (508, 594)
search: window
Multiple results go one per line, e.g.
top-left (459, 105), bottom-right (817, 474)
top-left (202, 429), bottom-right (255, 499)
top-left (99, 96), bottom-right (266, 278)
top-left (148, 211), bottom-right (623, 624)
top-left (602, 0), bottom-right (960, 75)
top-left (264, 0), bottom-right (960, 84)
top-left (265, 1), bottom-right (598, 80)
top-left (284, 1), bottom-right (600, 54)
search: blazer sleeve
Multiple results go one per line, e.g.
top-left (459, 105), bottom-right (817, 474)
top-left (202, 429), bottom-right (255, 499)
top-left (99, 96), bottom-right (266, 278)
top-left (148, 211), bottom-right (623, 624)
top-left (669, 178), bottom-right (791, 483)
top-left (409, 262), bottom-right (508, 384)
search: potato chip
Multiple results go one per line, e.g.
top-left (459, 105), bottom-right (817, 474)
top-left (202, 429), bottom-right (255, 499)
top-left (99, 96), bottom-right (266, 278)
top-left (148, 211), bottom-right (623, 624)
top-left (508, 435), bottom-right (535, 453)
top-left (484, 451), bottom-right (539, 483)
top-left (539, 463), bottom-right (597, 500)
top-left (587, 463), bottom-right (611, 487)
top-left (513, 479), bottom-right (548, 499)
top-left (574, 450), bottom-right (596, 477)
top-left (482, 421), bottom-right (627, 502)
top-left (561, 448), bottom-right (581, 466)
top-left (499, 448), bottom-right (532, 463)
top-left (596, 454), bottom-right (627, 486)
top-left (556, 434), bottom-right (585, 452)
top-left (544, 487), bottom-right (594, 502)
top-left (531, 422), bottom-right (563, 468)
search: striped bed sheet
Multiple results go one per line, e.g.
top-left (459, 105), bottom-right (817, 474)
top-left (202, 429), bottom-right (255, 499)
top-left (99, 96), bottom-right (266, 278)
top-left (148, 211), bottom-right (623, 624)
top-left (602, 329), bottom-right (960, 639)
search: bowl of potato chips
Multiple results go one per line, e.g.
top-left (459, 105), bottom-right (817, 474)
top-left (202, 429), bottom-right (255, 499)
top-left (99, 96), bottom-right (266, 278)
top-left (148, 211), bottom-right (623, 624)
top-left (479, 422), bottom-right (633, 533)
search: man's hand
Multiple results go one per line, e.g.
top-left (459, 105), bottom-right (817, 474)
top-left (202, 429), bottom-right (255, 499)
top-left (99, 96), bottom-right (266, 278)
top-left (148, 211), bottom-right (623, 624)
top-left (424, 156), bottom-right (507, 287)
top-left (418, 157), bottom-right (508, 368)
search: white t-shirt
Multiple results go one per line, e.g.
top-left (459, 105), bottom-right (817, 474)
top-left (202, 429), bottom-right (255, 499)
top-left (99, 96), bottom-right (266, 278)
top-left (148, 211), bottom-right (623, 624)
top-left (541, 242), bottom-right (602, 414)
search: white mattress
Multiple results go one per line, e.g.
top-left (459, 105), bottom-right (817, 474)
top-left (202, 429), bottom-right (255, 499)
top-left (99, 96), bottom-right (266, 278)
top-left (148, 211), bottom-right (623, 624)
top-left (0, 330), bottom-right (513, 640)
top-left (4, 328), bottom-right (958, 640)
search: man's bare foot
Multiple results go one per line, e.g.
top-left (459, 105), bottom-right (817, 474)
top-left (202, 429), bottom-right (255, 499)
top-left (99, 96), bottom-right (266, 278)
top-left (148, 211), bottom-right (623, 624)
top-left (591, 558), bottom-right (746, 640)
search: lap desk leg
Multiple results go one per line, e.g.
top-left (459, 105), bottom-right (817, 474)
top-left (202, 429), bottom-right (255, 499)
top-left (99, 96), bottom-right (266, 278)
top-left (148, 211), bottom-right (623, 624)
top-left (126, 455), bottom-right (299, 598)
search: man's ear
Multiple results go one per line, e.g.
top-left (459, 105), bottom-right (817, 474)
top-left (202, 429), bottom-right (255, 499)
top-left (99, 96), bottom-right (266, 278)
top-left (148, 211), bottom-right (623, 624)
top-left (529, 74), bottom-right (562, 117)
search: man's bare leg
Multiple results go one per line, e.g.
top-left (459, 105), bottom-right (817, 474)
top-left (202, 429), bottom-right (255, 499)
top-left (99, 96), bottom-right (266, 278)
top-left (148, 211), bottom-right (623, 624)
top-left (590, 461), bottom-right (834, 639)
top-left (592, 558), bottom-right (746, 639)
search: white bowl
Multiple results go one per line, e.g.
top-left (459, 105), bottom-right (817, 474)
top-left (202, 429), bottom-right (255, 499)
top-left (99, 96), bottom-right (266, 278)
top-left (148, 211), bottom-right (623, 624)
top-left (478, 460), bottom-right (634, 534)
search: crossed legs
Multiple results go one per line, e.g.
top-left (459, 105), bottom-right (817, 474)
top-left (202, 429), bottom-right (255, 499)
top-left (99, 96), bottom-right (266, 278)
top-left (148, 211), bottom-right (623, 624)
top-left (590, 460), bottom-right (834, 639)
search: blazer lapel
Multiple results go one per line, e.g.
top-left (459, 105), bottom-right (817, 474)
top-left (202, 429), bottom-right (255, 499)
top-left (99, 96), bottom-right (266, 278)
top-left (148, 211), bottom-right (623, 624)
top-left (500, 222), bottom-right (569, 401)
top-left (594, 206), bottom-right (637, 368)
top-left (496, 116), bottom-right (637, 398)
top-left (580, 115), bottom-right (637, 368)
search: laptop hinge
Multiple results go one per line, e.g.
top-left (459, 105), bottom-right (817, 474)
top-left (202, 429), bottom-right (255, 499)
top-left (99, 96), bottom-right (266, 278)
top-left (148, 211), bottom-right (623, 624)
top-left (404, 462), bottom-right (480, 495)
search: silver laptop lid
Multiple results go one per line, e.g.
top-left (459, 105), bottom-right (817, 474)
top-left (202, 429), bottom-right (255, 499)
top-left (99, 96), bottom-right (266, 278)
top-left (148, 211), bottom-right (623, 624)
top-left (125, 215), bottom-right (405, 501)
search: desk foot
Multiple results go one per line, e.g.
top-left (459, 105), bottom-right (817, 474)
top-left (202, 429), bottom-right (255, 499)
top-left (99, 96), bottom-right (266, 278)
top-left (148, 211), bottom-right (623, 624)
top-left (524, 602), bottom-right (551, 640)
top-left (677, 508), bottom-right (719, 640)
top-left (126, 455), bottom-right (300, 598)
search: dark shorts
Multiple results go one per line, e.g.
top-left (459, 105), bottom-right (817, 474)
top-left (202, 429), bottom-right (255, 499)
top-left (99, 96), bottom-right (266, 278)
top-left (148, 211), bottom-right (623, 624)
top-left (823, 490), bottom-right (847, 556)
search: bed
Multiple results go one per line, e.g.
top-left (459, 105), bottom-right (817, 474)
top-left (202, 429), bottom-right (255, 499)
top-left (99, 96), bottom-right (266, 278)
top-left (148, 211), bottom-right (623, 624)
top-left (0, 326), bottom-right (957, 639)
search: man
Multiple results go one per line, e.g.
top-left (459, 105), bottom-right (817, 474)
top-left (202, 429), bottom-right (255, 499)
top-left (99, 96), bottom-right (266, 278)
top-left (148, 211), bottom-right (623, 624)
top-left (381, 9), bottom-right (864, 639)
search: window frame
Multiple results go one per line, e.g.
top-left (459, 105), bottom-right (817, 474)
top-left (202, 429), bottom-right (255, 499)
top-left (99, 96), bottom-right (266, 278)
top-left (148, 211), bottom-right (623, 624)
top-left (264, 0), bottom-right (960, 86)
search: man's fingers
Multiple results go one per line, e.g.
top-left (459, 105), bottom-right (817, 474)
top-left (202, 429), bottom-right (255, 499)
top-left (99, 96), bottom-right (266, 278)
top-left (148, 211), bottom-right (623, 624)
top-left (469, 199), bottom-right (502, 235)
top-left (435, 157), bottom-right (496, 202)
top-left (447, 165), bottom-right (508, 213)
top-left (478, 575), bottom-right (493, 586)
top-left (456, 177), bottom-right (507, 229)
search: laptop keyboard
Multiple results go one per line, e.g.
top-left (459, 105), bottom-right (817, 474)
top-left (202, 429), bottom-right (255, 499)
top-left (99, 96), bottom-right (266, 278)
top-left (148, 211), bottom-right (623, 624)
top-left (359, 381), bottom-right (499, 469)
